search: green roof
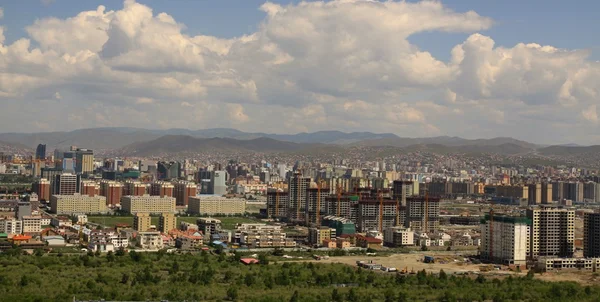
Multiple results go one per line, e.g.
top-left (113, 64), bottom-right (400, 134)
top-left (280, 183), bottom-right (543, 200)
top-left (482, 214), bottom-right (531, 225)
top-left (349, 195), bottom-right (359, 202)
top-left (0, 233), bottom-right (8, 238)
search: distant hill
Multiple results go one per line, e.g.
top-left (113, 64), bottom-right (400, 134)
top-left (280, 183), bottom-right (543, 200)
top-left (354, 136), bottom-right (538, 150)
top-left (400, 143), bottom-right (534, 155)
top-left (537, 145), bottom-right (600, 156)
top-left (116, 135), bottom-right (315, 156)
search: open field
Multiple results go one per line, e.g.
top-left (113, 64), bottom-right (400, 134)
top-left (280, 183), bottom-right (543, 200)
top-left (87, 216), bottom-right (260, 230)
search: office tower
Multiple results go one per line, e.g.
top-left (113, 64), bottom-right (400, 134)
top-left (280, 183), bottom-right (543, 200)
top-left (210, 171), bottom-right (227, 196)
top-left (124, 180), bottom-right (147, 196)
top-left (157, 161), bottom-right (181, 180)
top-left (528, 184), bottom-right (542, 205)
top-left (288, 172), bottom-right (310, 222)
top-left (150, 182), bottom-right (174, 197)
top-left (133, 213), bottom-right (152, 232)
top-left (267, 191), bottom-right (289, 218)
top-left (527, 206), bottom-right (575, 259)
top-left (480, 213), bottom-right (529, 267)
top-left (81, 181), bottom-right (100, 197)
top-left (35, 144), bottom-right (46, 160)
top-left (33, 178), bottom-right (51, 201)
top-left (392, 180), bottom-right (414, 206)
top-left (75, 149), bottom-right (94, 174)
top-left (158, 213), bottom-right (177, 233)
top-left (584, 212), bottom-right (600, 258)
top-left (541, 183), bottom-right (553, 204)
top-left (50, 194), bottom-right (107, 215)
top-left (120, 195), bottom-right (176, 214)
top-left (100, 181), bottom-right (123, 206)
top-left (405, 196), bottom-right (440, 232)
top-left (173, 181), bottom-right (197, 206)
top-left (53, 173), bottom-right (80, 195)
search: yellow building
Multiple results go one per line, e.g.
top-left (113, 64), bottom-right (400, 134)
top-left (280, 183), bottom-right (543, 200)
top-left (50, 194), bottom-right (107, 215)
top-left (188, 196), bottom-right (246, 215)
top-left (133, 213), bottom-right (152, 232)
top-left (158, 213), bottom-right (177, 233)
top-left (120, 195), bottom-right (176, 214)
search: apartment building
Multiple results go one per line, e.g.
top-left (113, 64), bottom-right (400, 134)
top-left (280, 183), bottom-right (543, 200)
top-left (136, 231), bottom-right (164, 250)
top-left (288, 174), bottom-right (311, 222)
top-left (266, 191), bottom-right (288, 218)
top-left (383, 226), bottom-right (415, 247)
top-left (356, 199), bottom-right (402, 233)
top-left (50, 194), bottom-right (107, 215)
top-left (197, 217), bottom-right (222, 236)
top-left (120, 195), bottom-right (176, 214)
top-left (584, 212), bottom-right (600, 258)
top-left (133, 213), bottom-right (152, 232)
top-left (234, 223), bottom-right (296, 248)
top-left (173, 181), bottom-right (197, 206)
top-left (149, 182), bottom-right (174, 198)
top-left (187, 196), bottom-right (245, 215)
top-left (123, 180), bottom-right (147, 196)
top-left (0, 217), bottom-right (22, 235)
top-left (308, 227), bottom-right (336, 246)
top-left (527, 206), bottom-right (575, 259)
top-left (405, 196), bottom-right (440, 232)
top-left (100, 181), bottom-right (123, 206)
top-left (158, 213), bottom-right (177, 233)
top-left (480, 214), bottom-right (530, 267)
top-left (305, 188), bottom-right (330, 225)
top-left (22, 216), bottom-right (42, 233)
top-left (325, 195), bottom-right (359, 222)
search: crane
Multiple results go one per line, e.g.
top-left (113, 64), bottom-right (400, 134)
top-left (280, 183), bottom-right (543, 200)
top-left (424, 190), bottom-right (429, 233)
top-left (336, 184), bottom-right (342, 216)
top-left (316, 180), bottom-right (326, 224)
top-left (396, 198), bottom-right (400, 226)
top-left (489, 200), bottom-right (495, 262)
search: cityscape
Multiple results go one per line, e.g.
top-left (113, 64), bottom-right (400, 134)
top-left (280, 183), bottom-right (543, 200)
top-left (2, 0), bottom-right (600, 301)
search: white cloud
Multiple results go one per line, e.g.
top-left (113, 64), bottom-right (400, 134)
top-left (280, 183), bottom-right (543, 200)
top-left (0, 7), bottom-right (4, 19)
top-left (0, 0), bottom-right (600, 144)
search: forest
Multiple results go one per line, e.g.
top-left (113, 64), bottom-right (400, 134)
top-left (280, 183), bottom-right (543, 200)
top-left (0, 248), bottom-right (596, 302)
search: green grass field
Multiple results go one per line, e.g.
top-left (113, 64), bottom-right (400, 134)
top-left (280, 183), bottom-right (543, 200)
top-left (87, 216), bottom-right (259, 230)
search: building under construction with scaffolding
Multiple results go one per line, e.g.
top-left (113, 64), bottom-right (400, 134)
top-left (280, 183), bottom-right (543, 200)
top-left (480, 213), bottom-right (530, 267)
top-left (405, 196), bottom-right (441, 232)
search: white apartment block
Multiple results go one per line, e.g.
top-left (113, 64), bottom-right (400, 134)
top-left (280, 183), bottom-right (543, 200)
top-left (384, 226), bottom-right (415, 247)
top-left (234, 223), bottom-right (296, 248)
top-left (50, 194), bottom-right (107, 215)
top-left (480, 214), bottom-right (530, 266)
top-left (0, 218), bottom-right (22, 235)
top-left (188, 196), bottom-right (246, 215)
top-left (22, 216), bottom-right (42, 233)
top-left (120, 195), bottom-right (176, 214)
top-left (137, 231), bottom-right (164, 250)
top-left (527, 206), bottom-right (575, 259)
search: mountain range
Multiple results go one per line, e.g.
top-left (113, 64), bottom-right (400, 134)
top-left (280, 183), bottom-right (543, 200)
top-left (0, 127), bottom-right (593, 157)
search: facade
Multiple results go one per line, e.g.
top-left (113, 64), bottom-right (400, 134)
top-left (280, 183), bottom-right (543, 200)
top-left (288, 173), bottom-right (310, 222)
top-left (584, 212), bottom-right (600, 258)
top-left (75, 149), bottom-right (94, 174)
top-left (133, 213), bottom-right (152, 232)
top-left (0, 217), bottom-right (22, 235)
top-left (536, 258), bottom-right (600, 272)
top-left (50, 194), bottom-right (107, 215)
top-left (527, 206), bottom-right (575, 259)
top-left (383, 226), bottom-right (415, 247)
top-left (308, 227), bottom-right (335, 246)
top-left (136, 231), bottom-right (164, 250)
top-left (197, 217), bottom-right (222, 236)
top-left (21, 216), bottom-right (42, 233)
top-left (16, 202), bottom-right (32, 220)
top-left (356, 199), bottom-right (402, 233)
top-left (81, 181), bottom-right (100, 197)
top-left (100, 181), bottom-right (123, 206)
top-left (120, 195), bottom-right (176, 214)
top-left (266, 191), bottom-right (288, 218)
top-left (321, 215), bottom-right (356, 236)
top-left (392, 180), bottom-right (414, 206)
top-left (210, 171), bottom-right (227, 196)
top-left (124, 180), bottom-right (147, 196)
top-left (305, 188), bottom-right (330, 225)
top-left (480, 214), bottom-right (530, 266)
top-left (187, 196), bottom-right (246, 215)
top-left (53, 173), bottom-right (79, 195)
top-left (33, 178), bottom-right (51, 201)
top-left (234, 224), bottom-right (296, 248)
top-left (149, 182), bottom-right (175, 198)
top-left (158, 213), bottom-right (177, 233)
top-left (173, 181), bottom-right (197, 206)
top-left (35, 144), bottom-right (46, 160)
top-left (405, 196), bottom-right (441, 232)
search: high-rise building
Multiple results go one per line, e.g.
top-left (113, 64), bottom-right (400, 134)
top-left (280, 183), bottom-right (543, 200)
top-left (33, 178), bottom-right (51, 201)
top-left (35, 144), bottom-right (46, 160)
top-left (133, 213), bottom-right (152, 232)
top-left (266, 191), bottom-right (289, 218)
top-left (392, 180), bottom-right (414, 206)
top-left (528, 184), bottom-right (542, 205)
top-left (527, 206), bottom-right (575, 259)
top-left (157, 161), bottom-right (181, 180)
top-left (124, 180), bottom-right (147, 196)
top-left (356, 199), bottom-right (401, 233)
top-left (288, 173), bottom-right (310, 222)
top-left (210, 171), bottom-right (227, 196)
top-left (75, 149), bottom-right (94, 174)
top-left (405, 196), bottom-right (440, 232)
top-left (53, 173), bottom-right (80, 195)
top-left (158, 213), bottom-right (177, 233)
top-left (173, 181), bottom-right (197, 206)
top-left (305, 188), bottom-right (330, 225)
top-left (541, 183), bottom-right (553, 204)
top-left (81, 181), bottom-right (100, 197)
top-left (150, 182), bottom-right (174, 198)
top-left (584, 212), bottom-right (600, 258)
top-left (480, 213), bottom-right (530, 267)
top-left (100, 181), bottom-right (123, 206)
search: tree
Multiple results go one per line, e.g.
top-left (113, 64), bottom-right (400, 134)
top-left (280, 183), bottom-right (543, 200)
top-left (115, 248), bottom-right (126, 256)
top-left (347, 288), bottom-right (359, 302)
top-left (94, 250), bottom-right (101, 257)
top-left (106, 251), bottom-right (115, 262)
top-left (258, 254), bottom-right (269, 265)
top-left (33, 249), bottom-right (44, 257)
top-left (439, 269), bottom-right (447, 281)
top-left (384, 289), bottom-right (396, 302)
top-left (272, 248), bottom-right (284, 256)
top-left (331, 288), bottom-right (342, 302)
top-left (421, 245), bottom-right (428, 251)
top-left (289, 290), bottom-right (300, 302)
top-left (129, 250), bottom-right (142, 262)
top-left (227, 287), bottom-right (239, 301)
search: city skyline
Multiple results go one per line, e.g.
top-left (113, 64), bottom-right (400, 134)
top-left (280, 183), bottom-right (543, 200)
top-left (1, 0), bottom-right (600, 144)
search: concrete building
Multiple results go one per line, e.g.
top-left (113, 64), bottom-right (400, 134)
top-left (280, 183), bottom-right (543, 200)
top-left (383, 226), bottom-right (415, 247)
top-left (197, 217), bottom-right (222, 236)
top-left (528, 184), bottom-right (542, 205)
top-left (123, 180), bottom-right (147, 196)
top-left (120, 195), bottom-right (176, 214)
top-left (187, 196), bottom-right (245, 215)
top-left (53, 173), bottom-right (80, 195)
top-left (288, 173), bottom-right (310, 222)
top-left (158, 213), bottom-right (177, 233)
top-left (356, 199), bottom-right (402, 233)
top-left (480, 214), bottom-right (530, 267)
top-left (210, 171), bottom-right (227, 196)
top-left (173, 181), bottom-right (197, 206)
top-left (136, 231), bottom-right (164, 250)
top-left (308, 227), bottom-right (335, 246)
top-left (305, 188), bottom-right (330, 225)
top-left (50, 194), bottom-right (107, 215)
top-left (234, 223), bottom-right (296, 248)
top-left (21, 216), bottom-right (42, 233)
top-left (33, 178), bottom-right (51, 201)
top-left (541, 183), bottom-right (553, 204)
top-left (133, 213), bottom-right (152, 232)
top-left (536, 258), bottom-right (600, 272)
top-left (75, 149), bottom-right (94, 174)
top-left (392, 180), bottom-right (414, 206)
top-left (584, 212), bottom-right (600, 258)
top-left (405, 196), bottom-right (440, 232)
top-left (16, 202), bottom-right (32, 220)
top-left (149, 182), bottom-right (174, 198)
top-left (81, 181), bottom-right (100, 197)
top-left (0, 217), bottom-right (22, 235)
top-left (100, 181), bottom-right (123, 206)
top-left (527, 206), bottom-right (575, 259)
top-left (266, 191), bottom-right (288, 218)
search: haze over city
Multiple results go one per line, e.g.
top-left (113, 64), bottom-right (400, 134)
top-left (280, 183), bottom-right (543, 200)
top-left (1, 0), bottom-right (600, 144)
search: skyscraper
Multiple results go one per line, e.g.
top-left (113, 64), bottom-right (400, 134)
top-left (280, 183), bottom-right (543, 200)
top-left (75, 149), bottom-right (94, 174)
top-left (35, 144), bottom-right (46, 160)
top-left (288, 172), bottom-right (310, 222)
top-left (584, 212), bottom-right (600, 258)
top-left (53, 173), bottom-right (80, 195)
top-left (210, 171), bottom-right (227, 196)
top-left (173, 181), bottom-right (197, 206)
top-left (527, 206), bottom-right (575, 259)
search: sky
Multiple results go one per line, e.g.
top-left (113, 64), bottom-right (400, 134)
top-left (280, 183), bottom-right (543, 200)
top-left (1, 0), bottom-right (600, 144)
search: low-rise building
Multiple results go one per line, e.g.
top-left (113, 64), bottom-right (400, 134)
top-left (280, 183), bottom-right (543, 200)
top-left (0, 217), bottom-right (22, 235)
top-left (179, 221), bottom-right (199, 231)
top-left (136, 231), bottom-right (164, 250)
top-left (158, 213), bottom-right (177, 233)
top-left (383, 226), bottom-right (415, 247)
top-left (356, 234), bottom-right (383, 249)
top-left (234, 223), bottom-right (295, 248)
top-left (188, 196), bottom-right (246, 215)
top-left (75, 214), bottom-right (88, 224)
top-left (133, 213), bottom-right (152, 232)
top-left (535, 257), bottom-right (600, 272)
top-left (121, 195), bottom-right (176, 214)
top-left (175, 231), bottom-right (203, 250)
top-left (197, 217), bottom-right (222, 236)
top-left (51, 216), bottom-right (73, 228)
top-left (22, 216), bottom-right (42, 233)
top-left (308, 227), bottom-right (336, 246)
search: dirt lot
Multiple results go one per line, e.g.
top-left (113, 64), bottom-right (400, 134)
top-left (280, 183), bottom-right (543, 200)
top-left (309, 252), bottom-right (519, 275)
top-left (536, 271), bottom-right (600, 285)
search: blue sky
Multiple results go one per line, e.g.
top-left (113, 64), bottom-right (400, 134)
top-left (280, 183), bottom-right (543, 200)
top-left (2, 0), bottom-right (599, 61)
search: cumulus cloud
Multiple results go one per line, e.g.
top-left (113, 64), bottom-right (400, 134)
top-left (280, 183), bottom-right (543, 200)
top-left (0, 0), bottom-right (599, 144)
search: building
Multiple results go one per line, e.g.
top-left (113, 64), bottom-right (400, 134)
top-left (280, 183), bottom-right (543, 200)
top-left (133, 213), bottom-right (152, 232)
top-left (157, 161), bottom-right (180, 180)
top-left (541, 183), bottom-right (553, 204)
top-left (266, 191), bottom-right (288, 218)
top-left (16, 202), bottom-right (32, 220)
top-left (158, 213), bottom-right (177, 233)
top-left (234, 224), bottom-right (296, 248)
top-left (0, 217), bottom-right (22, 235)
top-left (136, 231), bottom-right (164, 250)
top-left (175, 232), bottom-right (204, 250)
top-left (527, 206), bottom-right (575, 259)
top-left (210, 171), bottom-right (227, 196)
top-left (21, 216), bottom-right (42, 233)
top-left (187, 196), bottom-right (245, 215)
top-left (383, 226), bottom-right (415, 247)
top-left (288, 173), bottom-right (310, 221)
top-left (33, 178), bottom-right (51, 201)
top-left (321, 215), bottom-right (356, 236)
top-left (536, 258), bottom-right (599, 272)
top-left (120, 195), bottom-right (176, 214)
top-left (305, 187), bottom-right (330, 225)
top-left (355, 234), bottom-right (383, 249)
top-left (173, 181), bottom-right (197, 206)
top-left (356, 199), bottom-right (402, 233)
top-left (53, 173), bottom-right (80, 195)
top-left (584, 212), bottom-right (600, 258)
top-left (480, 213), bottom-right (530, 267)
top-left (75, 148), bottom-right (94, 174)
top-left (100, 181), bottom-right (123, 206)
top-left (149, 182), bottom-right (175, 198)
top-left (51, 216), bottom-right (72, 227)
top-left (50, 194), bottom-right (107, 215)
top-left (123, 180), bottom-right (147, 196)
top-left (35, 144), bottom-right (46, 160)
top-left (405, 196), bottom-right (440, 232)
top-left (308, 227), bottom-right (335, 246)
top-left (528, 184), bottom-right (542, 205)
top-left (392, 180), bottom-right (414, 206)
top-left (81, 181), bottom-right (100, 197)
top-left (197, 217), bottom-right (222, 236)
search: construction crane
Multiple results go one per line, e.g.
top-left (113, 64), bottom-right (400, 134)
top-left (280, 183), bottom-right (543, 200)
top-left (316, 180), bottom-right (326, 224)
top-left (336, 184), bottom-right (342, 216)
top-left (489, 201), bottom-right (494, 262)
top-left (396, 198), bottom-right (400, 226)
top-left (378, 190), bottom-right (384, 233)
